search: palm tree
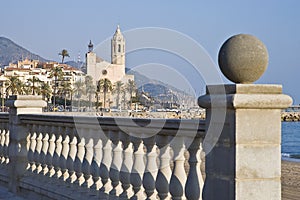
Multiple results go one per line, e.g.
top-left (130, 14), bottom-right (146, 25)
top-left (85, 76), bottom-right (95, 110)
top-left (121, 88), bottom-right (127, 110)
top-left (6, 76), bottom-right (23, 96)
top-left (40, 82), bottom-right (52, 101)
top-left (126, 79), bottom-right (136, 110)
top-left (74, 80), bottom-right (85, 111)
top-left (59, 80), bottom-right (72, 110)
top-left (59, 49), bottom-right (70, 63)
top-left (27, 76), bottom-right (42, 95)
top-left (22, 83), bottom-right (31, 95)
top-left (40, 82), bottom-right (52, 111)
top-left (49, 66), bottom-right (63, 108)
top-left (97, 78), bottom-right (113, 109)
top-left (113, 81), bottom-right (124, 110)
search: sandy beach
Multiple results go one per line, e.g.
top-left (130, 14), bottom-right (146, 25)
top-left (282, 159), bottom-right (300, 199)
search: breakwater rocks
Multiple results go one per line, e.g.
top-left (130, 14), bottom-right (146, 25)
top-left (282, 112), bottom-right (300, 122)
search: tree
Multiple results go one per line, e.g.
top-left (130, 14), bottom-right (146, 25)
top-left (49, 66), bottom-right (63, 108)
top-left (74, 80), bottom-right (85, 111)
top-left (97, 78), bottom-right (113, 109)
top-left (6, 76), bottom-right (23, 96)
top-left (59, 49), bottom-right (70, 63)
top-left (59, 80), bottom-right (72, 110)
top-left (121, 88), bottom-right (127, 110)
top-left (85, 76), bottom-right (95, 110)
top-left (113, 81), bottom-right (124, 110)
top-left (27, 76), bottom-right (42, 95)
top-left (40, 82), bottom-right (52, 111)
top-left (40, 82), bottom-right (52, 101)
top-left (126, 79), bottom-right (136, 110)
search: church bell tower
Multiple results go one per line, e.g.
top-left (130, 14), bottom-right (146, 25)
top-left (111, 25), bottom-right (125, 65)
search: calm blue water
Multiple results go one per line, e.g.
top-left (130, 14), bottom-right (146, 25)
top-left (282, 122), bottom-right (300, 159)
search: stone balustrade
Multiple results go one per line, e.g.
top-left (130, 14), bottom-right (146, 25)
top-left (0, 100), bottom-right (206, 200)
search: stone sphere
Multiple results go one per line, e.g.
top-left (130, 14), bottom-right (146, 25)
top-left (218, 34), bottom-right (269, 83)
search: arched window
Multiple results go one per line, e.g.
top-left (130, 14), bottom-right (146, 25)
top-left (118, 44), bottom-right (121, 52)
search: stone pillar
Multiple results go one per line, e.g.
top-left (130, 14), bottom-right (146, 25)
top-left (198, 34), bottom-right (292, 200)
top-left (5, 95), bottom-right (46, 193)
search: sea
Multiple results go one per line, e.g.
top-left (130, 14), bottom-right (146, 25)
top-left (282, 121), bottom-right (300, 159)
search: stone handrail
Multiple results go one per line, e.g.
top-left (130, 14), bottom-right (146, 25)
top-left (0, 109), bottom-right (206, 199)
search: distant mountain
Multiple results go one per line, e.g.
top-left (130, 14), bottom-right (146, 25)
top-left (0, 37), bottom-right (49, 67)
top-left (126, 68), bottom-right (194, 105)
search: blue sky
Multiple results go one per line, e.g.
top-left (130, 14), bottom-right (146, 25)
top-left (1, 1), bottom-right (300, 103)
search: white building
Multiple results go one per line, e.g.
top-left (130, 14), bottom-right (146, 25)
top-left (86, 25), bottom-right (134, 86)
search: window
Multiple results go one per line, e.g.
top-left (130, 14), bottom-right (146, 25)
top-left (102, 70), bottom-right (108, 75)
top-left (118, 44), bottom-right (121, 52)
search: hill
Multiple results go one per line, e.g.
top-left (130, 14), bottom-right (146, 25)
top-left (0, 37), bottom-right (49, 66)
top-left (126, 68), bottom-right (195, 106)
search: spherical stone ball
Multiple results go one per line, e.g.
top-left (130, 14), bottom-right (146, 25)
top-left (218, 34), bottom-right (269, 84)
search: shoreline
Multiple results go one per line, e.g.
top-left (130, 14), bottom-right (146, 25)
top-left (282, 159), bottom-right (300, 199)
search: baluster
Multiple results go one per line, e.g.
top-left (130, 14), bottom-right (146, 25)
top-left (156, 135), bottom-right (171, 199)
top-left (41, 133), bottom-right (50, 176)
top-left (33, 131), bottom-right (43, 174)
top-left (52, 135), bottom-right (63, 179)
top-left (185, 137), bottom-right (203, 200)
top-left (143, 136), bottom-right (158, 200)
top-left (119, 132), bottom-right (134, 199)
top-left (90, 138), bottom-right (103, 192)
top-left (0, 125), bottom-right (5, 163)
top-left (109, 130), bottom-right (123, 196)
top-left (4, 123), bottom-right (9, 164)
top-left (59, 135), bottom-right (70, 181)
top-left (66, 136), bottom-right (77, 184)
top-left (169, 137), bottom-right (187, 200)
top-left (38, 126), bottom-right (47, 174)
top-left (73, 137), bottom-right (85, 186)
top-left (61, 126), bottom-right (73, 181)
top-left (45, 133), bottom-right (56, 178)
top-left (82, 138), bottom-right (94, 188)
top-left (28, 128), bottom-right (37, 172)
top-left (99, 131), bottom-right (112, 195)
top-left (130, 136), bottom-right (146, 199)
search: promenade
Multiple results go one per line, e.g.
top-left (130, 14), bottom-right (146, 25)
top-left (0, 185), bottom-right (24, 200)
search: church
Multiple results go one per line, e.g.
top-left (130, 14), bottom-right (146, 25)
top-left (85, 25), bottom-right (134, 109)
top-left (86, 25), bottom-right (134, 86)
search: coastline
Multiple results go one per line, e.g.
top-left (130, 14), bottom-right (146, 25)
top-left (282, 159), bottom-right (300, 199)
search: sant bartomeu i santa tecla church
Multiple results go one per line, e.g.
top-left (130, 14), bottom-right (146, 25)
top-left (85, 25), bottom-right (134, 87)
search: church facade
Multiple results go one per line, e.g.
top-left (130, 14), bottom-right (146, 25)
top-left (86, 25), bottom-right (134, 86)
top-left (86, 25), bottom-right (134, 109)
